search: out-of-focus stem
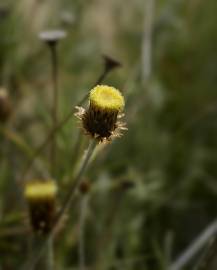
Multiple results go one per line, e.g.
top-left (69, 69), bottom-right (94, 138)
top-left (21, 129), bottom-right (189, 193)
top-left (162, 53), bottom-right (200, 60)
top-left (22, 140), bottom-right (97, 270)
top-left (141, 0), bottom-right (155, 83)
top-left (56, 140), bottom-right (96, 224)
top-left (49, 43), bottom-right (58, 174)
top-left (194, 235), bottom-right (217, 270)
top-left (169, 219), bottom-right (217, 270)
top-left (30, 234), bottom-right (54, 270)
top-left (78, 195), bottom-right (89, 270)
top-left (46, 237), bottom-right (54, 270)
top-left (94, 189), bottom-right (125, 270)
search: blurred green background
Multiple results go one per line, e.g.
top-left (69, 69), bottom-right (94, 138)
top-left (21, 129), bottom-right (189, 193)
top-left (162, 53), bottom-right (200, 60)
top-left (1, 0), bottom-right (217, 269)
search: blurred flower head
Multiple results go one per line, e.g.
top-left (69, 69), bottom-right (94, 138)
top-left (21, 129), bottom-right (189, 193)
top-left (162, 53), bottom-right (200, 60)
top-left (24, 180), bottom-right (58, 234)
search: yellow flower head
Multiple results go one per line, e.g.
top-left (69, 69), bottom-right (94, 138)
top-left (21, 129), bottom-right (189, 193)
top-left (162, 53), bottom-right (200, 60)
top-left (24, 180), bottom-right (57, 201)
top-left (75, 85), bottom-right (127, 142)
top-left (24, 180), bottom-right (58, 234)
top-left (89, 85), bottom-right (124, 112)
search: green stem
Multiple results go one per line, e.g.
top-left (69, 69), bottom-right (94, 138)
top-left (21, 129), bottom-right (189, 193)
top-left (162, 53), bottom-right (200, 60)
top-left (30, 235), bottom-right (54, 270)
top-left (194, 235), bottom-right (217, 270)
top-left (49, 43), bottom-right (58, 175)
top-left (56, 140), bottom-right (97, 223)
top-left (21, 140), bottom-right (97, 270)
top-left (78, 195), bottom-right (89, 270)
top-left (46, 237), bottom-right (54, 270)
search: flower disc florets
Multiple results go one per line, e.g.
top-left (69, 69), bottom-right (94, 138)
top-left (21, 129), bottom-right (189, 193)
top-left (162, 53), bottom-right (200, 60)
top-left (90, 85), bottom-right (124, 111)
top-left (75, 85), bottom-right (127, 142)
top-left (25, 180), bottom-right (57, 201)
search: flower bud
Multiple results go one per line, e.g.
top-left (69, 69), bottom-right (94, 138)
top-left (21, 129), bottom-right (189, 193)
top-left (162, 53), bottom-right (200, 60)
top-left (75, 85), bottom-right (127, 142)
top-left (24, 180), bottom-right (57, 235)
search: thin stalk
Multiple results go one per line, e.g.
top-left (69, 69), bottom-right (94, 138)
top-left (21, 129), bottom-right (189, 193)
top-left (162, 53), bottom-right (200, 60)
top-left (30, 234), bottom-right (54, 270)
top-left (49, 43), bottom-right (59, 174)
top-left (141, 0), bottom-right (155, 83)
top-left (169, 219), bottom-right (217, 270)
top-left (56, 140), bottom-right (97, 222)
top-left (46, 237), bottom-right (54, 270)
top-left (194, 235), bottom-right (217, 270)
top-left (78, 195), bottom-right (89, 270)
top-left (21, 140), bottom-right (97, 270)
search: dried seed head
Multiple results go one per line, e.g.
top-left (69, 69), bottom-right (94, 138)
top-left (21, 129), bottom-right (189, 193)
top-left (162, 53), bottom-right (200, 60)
top-left (0, 88), bottom-right (12, 123)
top-left (75, 85), bottom-right (127, 142)
top-left (24, 180), bottom-right (57, 235)
top-left (39, 29), bottom-right (66, 45)
top-left (103, 55), bottom-right (122, 72)
top-left (79, 180), bottom-right (91, 194)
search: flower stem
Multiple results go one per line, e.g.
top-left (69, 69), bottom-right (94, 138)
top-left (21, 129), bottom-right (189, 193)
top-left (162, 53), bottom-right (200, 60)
top-left (56, 140), bottom-right (97, 222)
top-left (46, 237), bottom-right (54, 270)
top-left (49, 43), bottom-right (59, 175)
top-left (78, 195), bottom-right (89, 270)
top-left (21, 140), bottom-right (97, 270)
top-left (30, 234), bottom-right (54, 270)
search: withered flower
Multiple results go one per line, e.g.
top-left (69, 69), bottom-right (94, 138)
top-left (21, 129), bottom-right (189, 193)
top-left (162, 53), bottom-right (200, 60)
top-left (79, 180), bottom-right (91, 195)
top-left (75, 85), bottom-right (127, 142)
top-left (103, 55), bottom-right (122, 72)
top-left (24, 180), bottom-right (57, 235)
